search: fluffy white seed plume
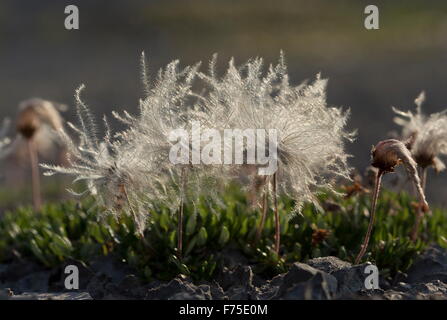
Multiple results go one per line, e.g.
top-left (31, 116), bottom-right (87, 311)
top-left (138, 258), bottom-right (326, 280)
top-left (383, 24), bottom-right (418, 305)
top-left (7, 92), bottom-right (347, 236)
top-left (393, 91), bottom-right (447, 171)
top-left (116, 55), bottom-right (199, 167)
top-left (42, 85), bottom-right (151, 235)
top-left (114, 53), bottom-right (225, 256)
top-left (115, 53), bottom-right (221, 211)
top-left (198, 52), bottom-right (355, 214)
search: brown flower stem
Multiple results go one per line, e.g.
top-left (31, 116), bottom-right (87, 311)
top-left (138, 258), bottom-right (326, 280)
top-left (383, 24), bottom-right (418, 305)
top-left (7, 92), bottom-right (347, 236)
top-left (254, 177), bottom-right (269, 245)
top-left (273, 172), bottom-right (280, 255)
top-left (177, 167), bottom-right (186, 259)
top-left (355, 170), bottom-right (384, 265)
top-left (410, 167), bottom-right (427, 242)
top-left (28, 139), bottom-right (42, 211)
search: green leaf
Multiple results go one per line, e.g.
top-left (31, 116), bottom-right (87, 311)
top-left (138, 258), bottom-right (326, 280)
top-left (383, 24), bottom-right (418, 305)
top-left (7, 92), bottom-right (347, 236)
top-left (218, 226), bottom-right (230, 246)
top-left (197, 227), bottom-right (208, 246)
top-left (185, 236), bottom-right (198, 256)
top-left (159, 210), bottom-right (170, 232)
top-left (186, 212), bottom-right (197, 236)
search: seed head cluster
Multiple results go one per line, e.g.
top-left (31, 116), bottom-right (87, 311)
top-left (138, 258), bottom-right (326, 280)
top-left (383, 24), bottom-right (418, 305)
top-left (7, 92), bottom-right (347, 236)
top-left (43, 53), bottom-right (355, 232)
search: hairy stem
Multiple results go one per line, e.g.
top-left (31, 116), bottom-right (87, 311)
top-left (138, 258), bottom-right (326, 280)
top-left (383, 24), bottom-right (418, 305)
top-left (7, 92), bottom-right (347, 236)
top-left (28, 139), bottom-right (42, 211)
top-left (355, 170), bottom-right (384, 264)
top-left (273, 172), bottom-right (280, 255)
top-left (410, 167), bottom-right (427, 242)
top-left (254, 177), bottom-right (269, 245)
top-left (122, 185), bottom-right (143, 239)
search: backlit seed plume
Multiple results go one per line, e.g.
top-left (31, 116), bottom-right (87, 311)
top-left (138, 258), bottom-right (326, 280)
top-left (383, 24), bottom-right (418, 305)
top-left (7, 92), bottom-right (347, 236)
top-left (198, 52), bottom-right (355, 255)
top-left (198, 52), bottom-right (355, 214)
top-left (42, 85), bottom-right (151, 235)
top-left (114, 54), bottom-right (220, 210)
top-left (393, 91), bottom-right (447, 171)
top-left (114, 53), bottom-right (222, 257)
top-left (115, 54), bottom-right (202, 170)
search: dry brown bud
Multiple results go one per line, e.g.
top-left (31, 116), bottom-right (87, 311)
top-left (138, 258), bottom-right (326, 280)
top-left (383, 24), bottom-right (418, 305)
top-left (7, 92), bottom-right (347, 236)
top-left (371, 139), bottom-right (429, 212)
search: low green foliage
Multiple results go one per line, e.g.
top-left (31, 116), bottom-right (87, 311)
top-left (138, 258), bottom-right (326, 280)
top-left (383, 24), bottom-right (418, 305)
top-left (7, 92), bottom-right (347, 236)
top-left (0, 184), bottom-right (446, 282)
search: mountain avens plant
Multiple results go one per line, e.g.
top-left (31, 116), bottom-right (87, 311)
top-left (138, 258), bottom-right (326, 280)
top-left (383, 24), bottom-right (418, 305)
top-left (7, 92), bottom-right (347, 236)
top-left (198, 53), bottom-right (355, 255)
top-left (393, 92), bottom-right (447, 241)
top-left (355, 139), bottom-right (429, 264)
top-left (40, 53), bottom-right (356, 262)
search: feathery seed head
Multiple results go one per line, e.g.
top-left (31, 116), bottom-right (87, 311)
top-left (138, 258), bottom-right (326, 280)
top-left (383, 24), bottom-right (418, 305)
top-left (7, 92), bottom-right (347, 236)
top-left (42, 86), bottom-right (152, 234)
top-left (198, 53), bottom-right (355, 214)
top-left (393, 91), bottom-right (447, 170)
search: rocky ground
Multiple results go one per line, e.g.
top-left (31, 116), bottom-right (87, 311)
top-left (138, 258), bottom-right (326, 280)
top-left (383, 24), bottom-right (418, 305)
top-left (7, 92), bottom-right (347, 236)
top-left (1, 245), bottom-right (447, 300)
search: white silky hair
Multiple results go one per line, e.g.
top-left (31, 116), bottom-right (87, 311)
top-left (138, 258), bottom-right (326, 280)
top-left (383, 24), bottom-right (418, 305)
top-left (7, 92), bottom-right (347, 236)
top-left (41, 85), bottom-right (152, 235)
top-left (42, 52), bottom-right (356, 227)
top-left (197, 52), bottom-right (355, 214)
top-left (393, 91), bottom-right (447, 171)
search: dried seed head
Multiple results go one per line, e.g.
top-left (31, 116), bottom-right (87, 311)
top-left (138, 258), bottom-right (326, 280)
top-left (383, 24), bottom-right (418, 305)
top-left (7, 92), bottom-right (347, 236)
top-left (371, 139), bottom-right (429, 212)
top-left (42, 86), bottom-right (154, 235)
top-left (198, 53), bottom-right (355, 215)
top-left (371, 139), bottom-right (405, 173)
top-left (393, 91), bottom-right (447, 170)
top-left (17, 98), bottom-right (64, 140)
top-left (17, 107), bottom-right (40, 139)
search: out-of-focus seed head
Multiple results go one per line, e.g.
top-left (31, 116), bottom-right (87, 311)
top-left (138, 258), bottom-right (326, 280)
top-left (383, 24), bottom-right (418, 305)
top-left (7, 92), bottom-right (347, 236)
top-left (393, 91), bottom-right (447, 171)
top-left (17, 98), bottom-right (64, 140)
top-left (17, 107), bottom-right (40, 139)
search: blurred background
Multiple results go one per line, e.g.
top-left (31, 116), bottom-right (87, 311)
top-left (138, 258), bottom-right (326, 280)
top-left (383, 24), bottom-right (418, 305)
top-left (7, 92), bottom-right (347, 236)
top-left (0, 0), bottom-right (447, 209)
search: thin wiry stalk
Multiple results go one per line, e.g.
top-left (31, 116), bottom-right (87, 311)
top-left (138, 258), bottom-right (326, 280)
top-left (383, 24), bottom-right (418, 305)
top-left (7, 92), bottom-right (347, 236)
top-left (178, 167), bottom-right (186, 259)
top-left (255, 177), bottom-right (269, 245)
top-left (410, 167), bottom-right (427, 242)
top-left (28, 139), bottom-right (42, 211)
top-left (355, 170), bottom-right (383, 264)
top-left (273, 172), bottom-right (280, 255)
